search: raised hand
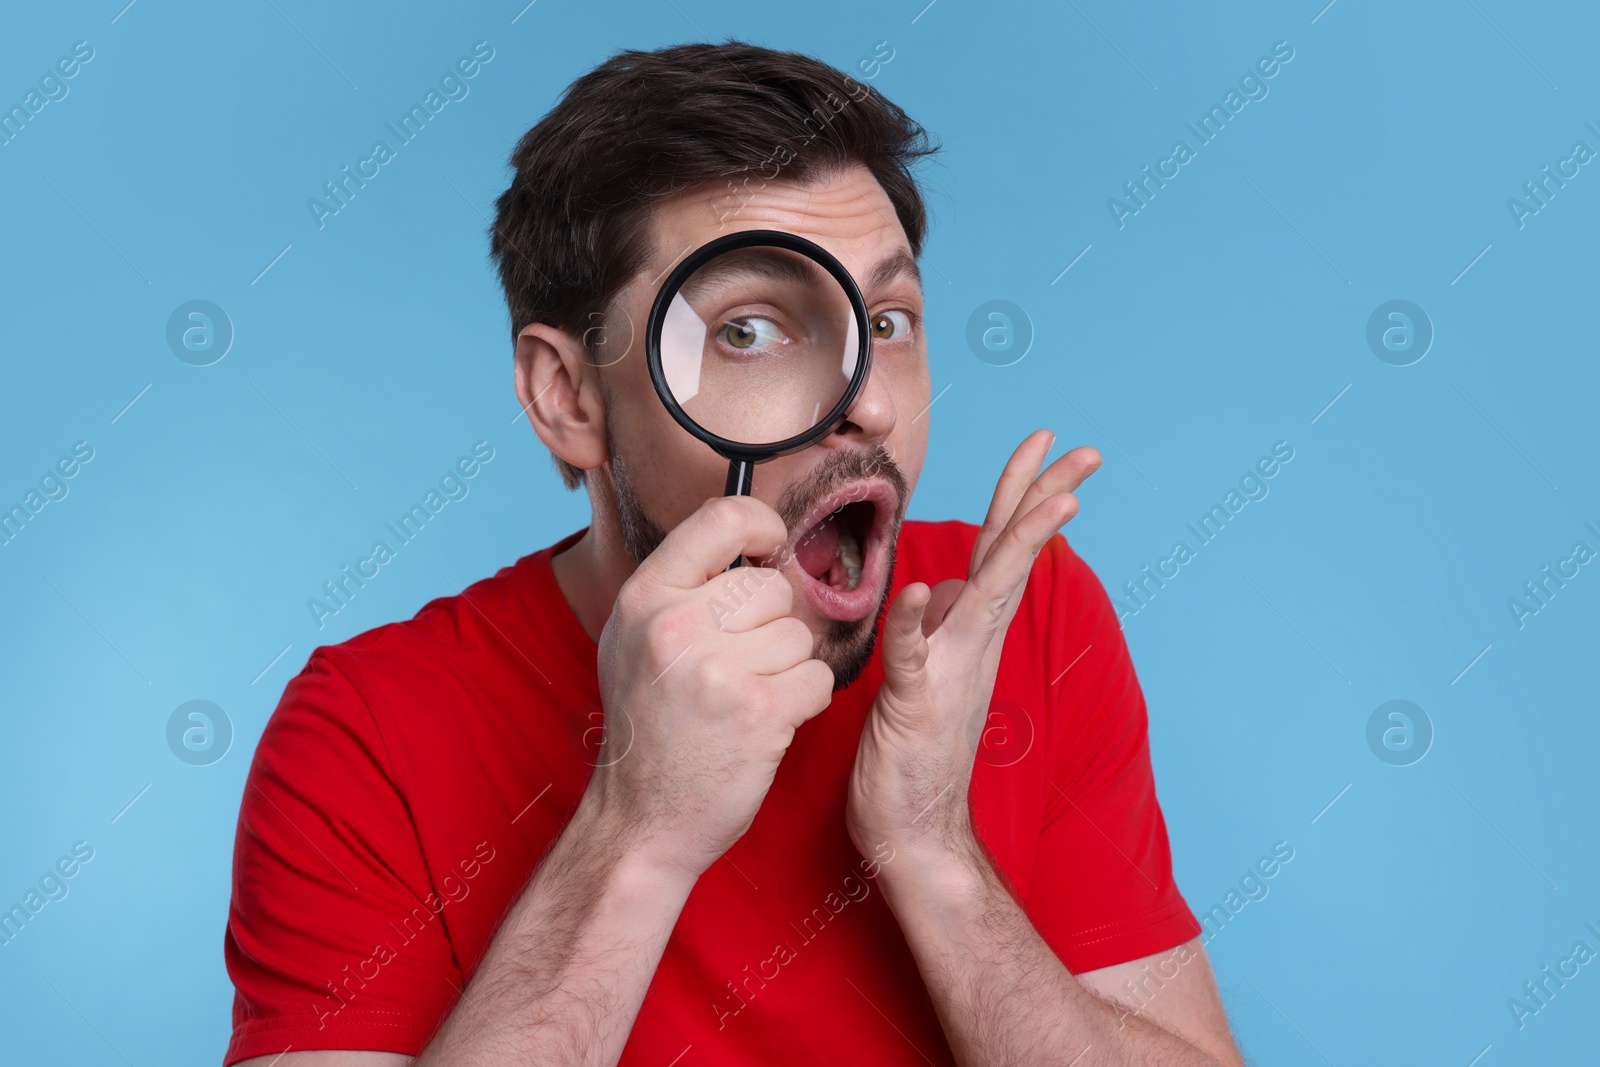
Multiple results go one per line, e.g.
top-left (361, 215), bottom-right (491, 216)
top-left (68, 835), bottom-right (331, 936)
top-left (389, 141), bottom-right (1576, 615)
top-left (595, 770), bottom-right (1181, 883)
top-left (845, 430), bottom-right (1102, 863)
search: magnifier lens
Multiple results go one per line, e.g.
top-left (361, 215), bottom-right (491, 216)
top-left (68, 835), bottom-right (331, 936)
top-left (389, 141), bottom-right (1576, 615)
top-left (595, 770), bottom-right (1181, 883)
top-left (657, 244), bottom-right (861, 449)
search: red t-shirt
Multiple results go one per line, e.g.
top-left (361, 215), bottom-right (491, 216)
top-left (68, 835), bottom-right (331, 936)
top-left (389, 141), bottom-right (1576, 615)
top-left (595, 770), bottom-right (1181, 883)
top-left (224, 519), bottom-right (1199, 1065)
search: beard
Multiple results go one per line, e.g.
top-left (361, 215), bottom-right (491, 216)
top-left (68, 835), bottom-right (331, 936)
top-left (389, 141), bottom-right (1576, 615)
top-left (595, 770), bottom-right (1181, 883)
top-left (611, 439), bottom-right (909, 691)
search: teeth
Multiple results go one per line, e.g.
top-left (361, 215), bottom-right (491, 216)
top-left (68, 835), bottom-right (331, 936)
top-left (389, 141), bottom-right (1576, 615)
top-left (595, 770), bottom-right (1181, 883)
top-left (837, 530), bottom-right (862, 590)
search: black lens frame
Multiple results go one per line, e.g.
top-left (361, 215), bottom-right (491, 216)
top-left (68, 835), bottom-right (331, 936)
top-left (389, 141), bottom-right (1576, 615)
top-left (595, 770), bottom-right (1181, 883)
top-left (644, 229), bottom-right (873, 470)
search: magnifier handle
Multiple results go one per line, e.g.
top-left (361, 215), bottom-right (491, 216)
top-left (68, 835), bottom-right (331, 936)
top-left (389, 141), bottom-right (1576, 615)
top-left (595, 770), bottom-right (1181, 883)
top-left (724, 458), bottom-right (754, 571)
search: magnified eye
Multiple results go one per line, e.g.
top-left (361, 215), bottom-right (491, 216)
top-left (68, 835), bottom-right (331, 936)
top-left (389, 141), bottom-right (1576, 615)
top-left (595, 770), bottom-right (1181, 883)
top-left (721, 316), bottom-right (784, 351)
top-left (870, 310), bottom-right (912, 342)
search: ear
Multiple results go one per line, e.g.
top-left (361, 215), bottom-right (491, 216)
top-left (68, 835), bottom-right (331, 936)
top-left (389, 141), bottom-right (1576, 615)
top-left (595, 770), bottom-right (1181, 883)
top-left (514, 322), bottom-right (608, 473)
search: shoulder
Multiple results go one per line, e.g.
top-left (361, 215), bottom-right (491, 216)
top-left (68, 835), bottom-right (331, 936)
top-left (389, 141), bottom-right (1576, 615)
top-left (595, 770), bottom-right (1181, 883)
top-left (255, 547), bottom-right (556, 768)
top-left (324, 551), bottom-right (538, 680)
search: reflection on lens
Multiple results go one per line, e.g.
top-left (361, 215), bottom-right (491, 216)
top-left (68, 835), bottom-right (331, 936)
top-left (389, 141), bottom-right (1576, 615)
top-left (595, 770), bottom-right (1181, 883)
top-left (658, 244), bottom-right (860, 448)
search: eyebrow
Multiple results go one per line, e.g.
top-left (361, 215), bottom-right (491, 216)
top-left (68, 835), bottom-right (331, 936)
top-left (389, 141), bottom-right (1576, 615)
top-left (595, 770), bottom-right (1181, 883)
top-left (679, 247), bottom-right (815, 300)
top-left (677, 244), bottom-right (923, 301)
top-left (863, 248), bottom-right (921, 294)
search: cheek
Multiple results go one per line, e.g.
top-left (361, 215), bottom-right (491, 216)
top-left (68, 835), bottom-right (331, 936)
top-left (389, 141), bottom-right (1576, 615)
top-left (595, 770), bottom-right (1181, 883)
top-left (886, 353), bottom-right (930, 472)
top-left (610, 384), bottom-right (726, 524)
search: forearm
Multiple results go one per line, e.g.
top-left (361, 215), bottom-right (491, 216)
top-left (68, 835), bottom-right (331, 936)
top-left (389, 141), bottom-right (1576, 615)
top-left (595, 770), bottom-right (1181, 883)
top-left (416, 790), bottom-right (695, 1066)
top-left (880, 836), bottom-right (1220, 1067)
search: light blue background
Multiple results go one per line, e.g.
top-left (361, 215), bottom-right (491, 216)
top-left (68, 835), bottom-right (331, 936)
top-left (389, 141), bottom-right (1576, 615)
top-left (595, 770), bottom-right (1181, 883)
top-left (2, 0), bottom-right (1596, 1063)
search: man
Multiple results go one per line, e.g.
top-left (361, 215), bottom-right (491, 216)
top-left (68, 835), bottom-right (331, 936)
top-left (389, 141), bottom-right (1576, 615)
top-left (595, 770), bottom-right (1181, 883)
top-left (225, 42), bottom-right (1244, 1066)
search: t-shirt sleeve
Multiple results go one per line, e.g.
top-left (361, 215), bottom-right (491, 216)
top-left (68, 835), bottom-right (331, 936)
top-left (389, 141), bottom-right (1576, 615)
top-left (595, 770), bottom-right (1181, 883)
top-left (223, 648), bottom-right (462, 1064)
top-left (1021, 533), bottom-right (1201, 974)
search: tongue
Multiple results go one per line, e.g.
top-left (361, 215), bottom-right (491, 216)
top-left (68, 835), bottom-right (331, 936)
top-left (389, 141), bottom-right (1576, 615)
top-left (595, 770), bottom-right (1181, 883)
top-left (795, 512), bottom-right (841, 578)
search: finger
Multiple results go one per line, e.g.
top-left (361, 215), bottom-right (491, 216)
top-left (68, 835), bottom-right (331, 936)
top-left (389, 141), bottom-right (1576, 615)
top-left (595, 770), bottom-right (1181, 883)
top-left (946, 492), bottom-right (1079, 646)
top-left (922, 578), bottom-right (964, 635)
top-left (639, 495), bottom-right (788, 592)
top-left (762, 658), bottom-right (836, 728)
top-left (880, 581), bottom-right (932, 698)
top-left (704, 566), bottom-right (794, 634)
top-left (974, 444), bottom-right (1101, 576)
top-left (731, 616), bottom-right (815, 676)
top-left (969, 430), bottom-right (1055, 576)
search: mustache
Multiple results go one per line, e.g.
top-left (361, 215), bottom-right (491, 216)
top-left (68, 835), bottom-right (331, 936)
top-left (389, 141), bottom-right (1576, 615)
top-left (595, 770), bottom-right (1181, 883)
top-left (612, 443), bottom-right (910, 567)
top-left (775, 443), bottom-right (908, 533)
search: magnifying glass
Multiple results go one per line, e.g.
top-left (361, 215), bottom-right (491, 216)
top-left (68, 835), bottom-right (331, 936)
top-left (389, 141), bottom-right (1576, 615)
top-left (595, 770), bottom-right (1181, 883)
top-left (645, 229), bottom-right (872, 567)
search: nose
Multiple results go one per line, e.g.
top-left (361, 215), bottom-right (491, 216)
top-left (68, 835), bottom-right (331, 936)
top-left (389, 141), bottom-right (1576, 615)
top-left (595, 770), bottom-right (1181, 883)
top-left (828, 360), bottom-right (896, 446)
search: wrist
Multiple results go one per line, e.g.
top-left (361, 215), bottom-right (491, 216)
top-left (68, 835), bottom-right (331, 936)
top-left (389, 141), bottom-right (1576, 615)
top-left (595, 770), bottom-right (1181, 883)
top-left (570, 778), bottom-right (704, 901)
top-left (875, 822), bottom-right (991, 917)
top-left (851, 779), bottom-right (980, 876)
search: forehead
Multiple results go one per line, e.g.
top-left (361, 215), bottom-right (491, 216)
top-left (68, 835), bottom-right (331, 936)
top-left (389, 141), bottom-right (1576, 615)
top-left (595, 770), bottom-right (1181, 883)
top-left (646, 164), bottom-right (916, 287)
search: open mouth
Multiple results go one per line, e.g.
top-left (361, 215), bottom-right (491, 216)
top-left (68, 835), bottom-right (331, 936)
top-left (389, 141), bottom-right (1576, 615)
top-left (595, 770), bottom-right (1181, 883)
top-left (782, 479), bottom-right (897, 623)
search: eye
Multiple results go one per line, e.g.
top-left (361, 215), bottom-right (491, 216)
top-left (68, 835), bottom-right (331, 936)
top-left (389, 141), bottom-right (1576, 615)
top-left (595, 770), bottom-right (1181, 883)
top-left (870, 309), bottom-right (912, 342)
top-left (720, 316), bottom-right (783, 351)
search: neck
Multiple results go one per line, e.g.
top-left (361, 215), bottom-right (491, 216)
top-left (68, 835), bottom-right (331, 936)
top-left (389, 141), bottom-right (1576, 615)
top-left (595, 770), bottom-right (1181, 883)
top-left (551, 478), bottom-right (637, 644)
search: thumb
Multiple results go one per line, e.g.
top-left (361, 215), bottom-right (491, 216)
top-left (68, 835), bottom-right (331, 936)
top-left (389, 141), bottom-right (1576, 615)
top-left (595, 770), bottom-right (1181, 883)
top-left (881, 582), bottom-right (932, 696)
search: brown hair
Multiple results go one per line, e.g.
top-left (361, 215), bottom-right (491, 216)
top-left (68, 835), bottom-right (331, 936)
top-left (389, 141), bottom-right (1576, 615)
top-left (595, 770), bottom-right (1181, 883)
top-left (488, 40), bottom-right (939, 489)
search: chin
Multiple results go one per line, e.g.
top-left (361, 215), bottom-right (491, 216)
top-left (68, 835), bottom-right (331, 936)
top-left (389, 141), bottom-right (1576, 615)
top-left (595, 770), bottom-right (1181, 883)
top-left (818, 622), bottom-right (877, 692)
